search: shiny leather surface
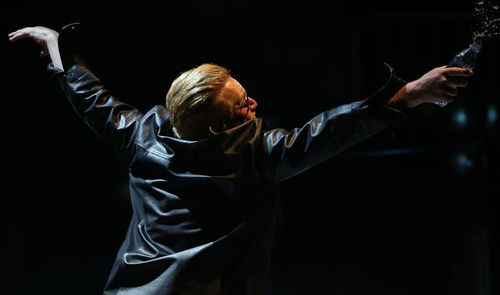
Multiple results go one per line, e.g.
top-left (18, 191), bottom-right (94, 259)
top-left (48, 23), bottom-right (407, 295)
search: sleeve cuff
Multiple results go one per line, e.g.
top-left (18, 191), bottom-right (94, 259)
top-left (357, 63), bottom-right (410, 130)
top-left (359, 63), bottom-right (407, 108)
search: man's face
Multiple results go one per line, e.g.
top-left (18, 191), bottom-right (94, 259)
top-left (218, 77), bottom-right (258, 124)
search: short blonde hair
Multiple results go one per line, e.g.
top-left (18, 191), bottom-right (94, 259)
top-left (166, 64), bottom-right (231, 140)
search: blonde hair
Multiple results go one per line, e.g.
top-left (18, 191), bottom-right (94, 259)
top-left (166, 64), bottom-right (231, 140)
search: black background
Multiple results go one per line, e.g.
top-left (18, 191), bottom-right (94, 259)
top-left (2, 0), bottom-right (499, 294)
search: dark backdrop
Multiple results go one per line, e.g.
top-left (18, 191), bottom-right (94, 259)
top-left (2, 0), bottom-right (499, 294)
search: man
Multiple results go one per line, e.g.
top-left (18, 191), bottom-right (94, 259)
top-left (9, 23), bottom-right (472, 295)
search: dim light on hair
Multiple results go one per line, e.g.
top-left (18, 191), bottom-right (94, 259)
top-left (166, 63), bottom-right (231, 140)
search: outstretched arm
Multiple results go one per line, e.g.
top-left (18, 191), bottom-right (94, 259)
top-left (9, 26), bottom-right (64, 71)
top-left (262, 64), bottom-right (473, 181)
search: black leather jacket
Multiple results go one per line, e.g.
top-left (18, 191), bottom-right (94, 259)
top-left (48, 23), bottom-right (407, 295)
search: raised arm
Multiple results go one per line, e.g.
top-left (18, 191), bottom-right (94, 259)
top-left (262, 65), bottom-right (407, 181)
top-left (9, 25), bottom-right (145, 160)
top-left (9, 26), bottom-right (64, 70)
top-left (262, 64), bottom-right (473, 181)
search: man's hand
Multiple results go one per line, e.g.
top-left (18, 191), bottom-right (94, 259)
top-left (388, 66), bottom-right (474, 109)
top-left (9, 26), bottom-right (64, 70)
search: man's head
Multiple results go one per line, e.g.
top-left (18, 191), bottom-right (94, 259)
top-left (166, 63), bottom-right (257, 140)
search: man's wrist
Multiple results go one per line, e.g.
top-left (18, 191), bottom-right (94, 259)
top-left (46, 36), bottom-right (64, 71)
top-left (387, 83), bottom-right (422, 109)
top-left (46, 33), bottom-right (59, 46)
top-left (387, 85), bottom-right (410, 109)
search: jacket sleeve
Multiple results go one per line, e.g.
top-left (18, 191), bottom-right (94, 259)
top-left (261, 64), bottom-right (407, 182)
top-left (47, 63), bottom-right (143, 160)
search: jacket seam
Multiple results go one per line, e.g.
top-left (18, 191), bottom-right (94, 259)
top-left (134, 140), bottom-right (171, 160)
